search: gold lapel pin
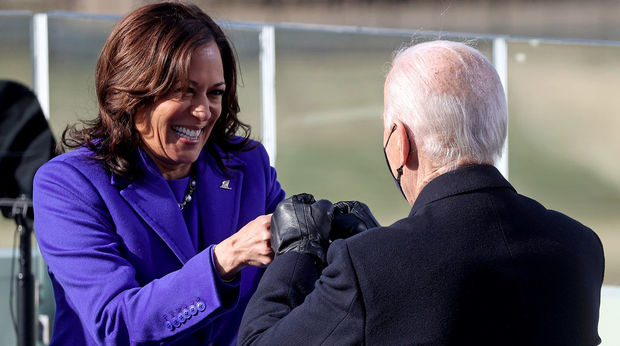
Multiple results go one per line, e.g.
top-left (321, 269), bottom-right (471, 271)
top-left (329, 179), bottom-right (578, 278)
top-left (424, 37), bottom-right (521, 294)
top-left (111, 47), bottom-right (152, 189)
top-left (219, 180), bottom-right (232, 190)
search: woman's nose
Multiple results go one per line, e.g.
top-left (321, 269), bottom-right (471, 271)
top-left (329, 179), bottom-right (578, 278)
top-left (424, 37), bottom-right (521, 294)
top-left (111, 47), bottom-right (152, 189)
top-left (192, 95), bottom-right (210, 120)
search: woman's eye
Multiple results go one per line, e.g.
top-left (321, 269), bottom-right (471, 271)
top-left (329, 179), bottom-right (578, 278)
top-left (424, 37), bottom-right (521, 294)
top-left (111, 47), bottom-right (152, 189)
top-left (171, 87), bottom-right (194, 99)
top-left (210, 89), bottom-right (225, 96)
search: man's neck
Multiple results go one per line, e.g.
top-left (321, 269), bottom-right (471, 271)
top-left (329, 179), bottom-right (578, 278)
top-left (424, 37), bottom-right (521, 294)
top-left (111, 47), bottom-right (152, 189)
top-left (405, 157), bottom-right (479, 205)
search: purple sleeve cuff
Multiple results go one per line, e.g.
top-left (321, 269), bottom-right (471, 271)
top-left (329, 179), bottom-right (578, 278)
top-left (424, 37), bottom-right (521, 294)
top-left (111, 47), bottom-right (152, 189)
top-left (208, 245), bottom-right (241, 290)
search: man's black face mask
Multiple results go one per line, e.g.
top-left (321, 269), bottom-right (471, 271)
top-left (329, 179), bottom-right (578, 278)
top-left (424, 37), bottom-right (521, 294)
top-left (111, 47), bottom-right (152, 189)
top-left (383, 124), bottom-right (406, 201)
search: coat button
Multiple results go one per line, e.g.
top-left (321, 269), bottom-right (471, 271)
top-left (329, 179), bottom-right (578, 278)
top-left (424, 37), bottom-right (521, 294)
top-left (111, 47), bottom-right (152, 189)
top-left (183, 308), bottom-right (191, 319)
top-left (189, 305), bottom-right (198, 315)
top-left (165, 321), bottom-right (174, 331)
top-left (177, 312), bottom-right (186, 323)
top-left (196, 301), bottom-right (206, 312)
top-left (172, 317), bottom-right (181, 328)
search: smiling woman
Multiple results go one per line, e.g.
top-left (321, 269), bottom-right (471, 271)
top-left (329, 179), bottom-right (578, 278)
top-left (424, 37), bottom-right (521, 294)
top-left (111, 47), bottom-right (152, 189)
top-left (32, 2), bottom-right (285, 345)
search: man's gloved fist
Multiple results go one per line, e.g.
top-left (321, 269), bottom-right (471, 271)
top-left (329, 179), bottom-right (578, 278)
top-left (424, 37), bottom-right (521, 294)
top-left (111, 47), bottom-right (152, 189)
top-left (331, 201), bottom-right (380, 240)
top-left (271, 193), bottom-right (334, 266)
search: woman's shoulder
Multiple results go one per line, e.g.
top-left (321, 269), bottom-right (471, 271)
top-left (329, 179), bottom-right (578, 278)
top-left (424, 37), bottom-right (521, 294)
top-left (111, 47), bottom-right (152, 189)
top-left (47, 146), bottom-right (98, 167)
top-left (224, 135), bottom-right (262, 149)
top-left (212, 136), bottom-right (270, 165)
top-left (37, 146), bottom-right (107, 181)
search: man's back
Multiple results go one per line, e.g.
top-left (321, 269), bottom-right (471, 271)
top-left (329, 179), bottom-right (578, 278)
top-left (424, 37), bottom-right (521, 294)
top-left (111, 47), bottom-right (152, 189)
top-left (347, 164), bottom-right (604, 345)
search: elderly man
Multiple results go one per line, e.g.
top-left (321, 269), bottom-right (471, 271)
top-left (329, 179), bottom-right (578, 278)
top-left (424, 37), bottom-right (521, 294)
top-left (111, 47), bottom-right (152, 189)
top-left (239, 40), bottom-right (604, 345)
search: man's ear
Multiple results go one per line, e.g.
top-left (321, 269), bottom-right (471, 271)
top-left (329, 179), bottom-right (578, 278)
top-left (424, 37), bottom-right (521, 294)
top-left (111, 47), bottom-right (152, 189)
top-left (393, 119), bottom-right (416, 168)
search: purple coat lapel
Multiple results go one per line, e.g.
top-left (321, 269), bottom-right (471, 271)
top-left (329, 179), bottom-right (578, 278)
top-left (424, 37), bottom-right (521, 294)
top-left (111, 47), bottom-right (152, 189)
top-left (117, 174), bottom-right (195, 263)
top-left (195, 150), bottom-right (246, 242)
top-left (110, 147), bottom-right (248, 264)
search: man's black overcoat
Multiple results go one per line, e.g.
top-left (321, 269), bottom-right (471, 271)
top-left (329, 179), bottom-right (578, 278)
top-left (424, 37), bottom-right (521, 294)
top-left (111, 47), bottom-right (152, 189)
top-left (240, 164), bottom-right (604, 346)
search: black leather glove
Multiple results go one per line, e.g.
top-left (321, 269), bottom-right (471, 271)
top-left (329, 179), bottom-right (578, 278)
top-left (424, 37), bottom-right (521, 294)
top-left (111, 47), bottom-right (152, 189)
top-left (271, 193), bottom-right (334, 266)
top-left (331, 201), bottom-right (380, 240)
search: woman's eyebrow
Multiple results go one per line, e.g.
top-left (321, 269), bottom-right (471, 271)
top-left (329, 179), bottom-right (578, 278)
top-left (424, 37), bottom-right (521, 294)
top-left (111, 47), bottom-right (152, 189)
top-left (188, 80), bottom-right (226, 88)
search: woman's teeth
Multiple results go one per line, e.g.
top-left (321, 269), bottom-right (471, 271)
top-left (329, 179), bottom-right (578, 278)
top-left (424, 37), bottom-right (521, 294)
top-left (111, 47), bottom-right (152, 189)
top-left (172, 126), bottom-right (202, 140)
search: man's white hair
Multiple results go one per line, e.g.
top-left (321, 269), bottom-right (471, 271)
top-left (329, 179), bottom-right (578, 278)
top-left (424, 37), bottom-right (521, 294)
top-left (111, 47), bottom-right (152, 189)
top-left (384, 40), bottom-right (507, 168)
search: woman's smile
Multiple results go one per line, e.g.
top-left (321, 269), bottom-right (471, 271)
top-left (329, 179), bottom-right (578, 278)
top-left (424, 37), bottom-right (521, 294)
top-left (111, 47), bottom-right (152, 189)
top-left (171, 125), bottom-right (204, 142)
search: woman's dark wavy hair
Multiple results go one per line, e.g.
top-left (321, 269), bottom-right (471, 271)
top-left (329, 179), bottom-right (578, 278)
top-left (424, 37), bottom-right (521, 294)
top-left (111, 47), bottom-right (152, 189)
top-left (60, 1), bottom-right (253, 179)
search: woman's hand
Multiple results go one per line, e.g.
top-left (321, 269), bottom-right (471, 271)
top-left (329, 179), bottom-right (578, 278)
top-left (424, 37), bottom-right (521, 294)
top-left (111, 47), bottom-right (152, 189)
top-left (213, 214), bottom-right (273, 281)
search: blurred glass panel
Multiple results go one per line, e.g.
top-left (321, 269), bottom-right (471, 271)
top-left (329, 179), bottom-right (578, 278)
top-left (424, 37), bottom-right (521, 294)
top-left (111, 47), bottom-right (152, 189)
top-left (273, 27), bottom-right (493, 226)
top-left (507, 41), bottom-right (620, 285)
top-left (3, 10), bottom-right (617, 341)
top-left (0, 12), bottom-right (32, 87)
top-left (47, 15), bottom-right (117, 139)
top-left (221, 26), bottom-right (262, 140)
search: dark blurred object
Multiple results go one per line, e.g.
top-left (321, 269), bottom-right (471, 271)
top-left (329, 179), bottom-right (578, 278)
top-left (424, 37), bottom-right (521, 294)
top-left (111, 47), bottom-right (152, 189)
top-left (0, 79), bottom-right (55, 346)
top-left (0, 79), bottom-right (56, 219)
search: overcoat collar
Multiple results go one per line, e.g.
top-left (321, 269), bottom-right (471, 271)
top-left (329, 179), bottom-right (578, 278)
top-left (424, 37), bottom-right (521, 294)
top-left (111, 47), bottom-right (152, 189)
top-left (409, 164), bottom-right (515, 217)
top-left (111, 145), bottom-right (246, 264)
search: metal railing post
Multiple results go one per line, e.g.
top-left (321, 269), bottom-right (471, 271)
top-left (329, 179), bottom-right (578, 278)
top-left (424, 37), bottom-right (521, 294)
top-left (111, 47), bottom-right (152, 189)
top-left (259, 25), bottom-right (277, 166)
top-left (492, 37), bottom-right (509, 180)
top-left (32, 13), bottom-right (50, 120)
